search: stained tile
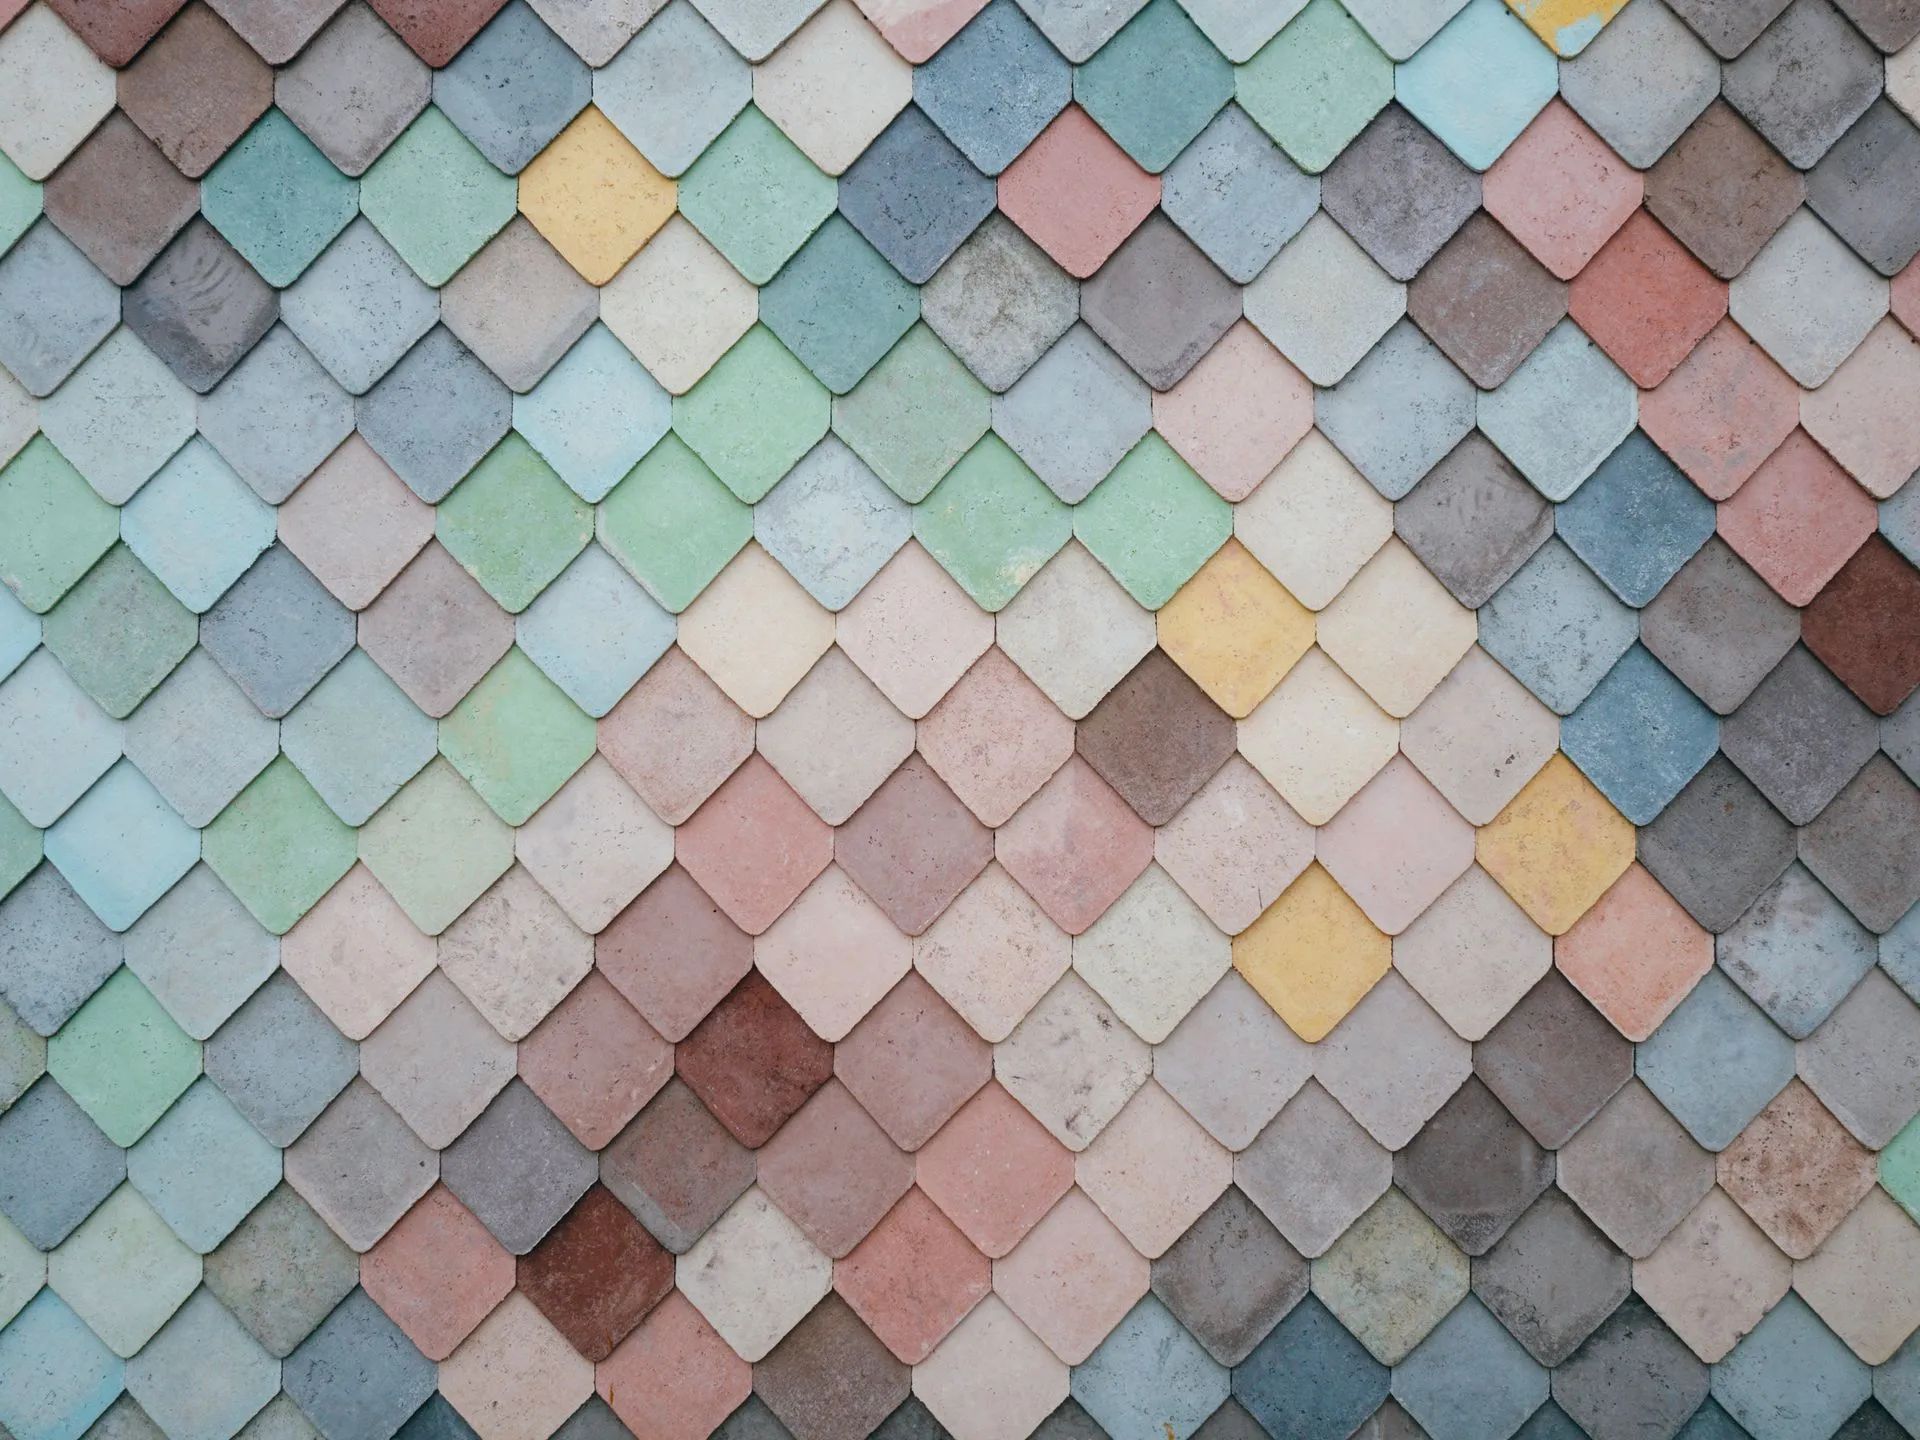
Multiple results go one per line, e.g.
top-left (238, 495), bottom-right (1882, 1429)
top-left (1313, 1186), bottom-right (1469, 1365)
top-left (276, 5), bottom-right (430, 176)
top-left (282, 1290), bottom-right (436, 1440)
top-left (1710, 1293), bottom-right (1871, 1438)
top-left (203, 1183), bottom-right (357, 1358)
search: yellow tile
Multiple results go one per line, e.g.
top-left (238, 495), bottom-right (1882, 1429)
top-left (1233, 863), bottom-right (1389, 1042)
top-left (519, 107), bottom-right (676, 285)
top-left (1476, 752), bottom-right (1634, 935)
top-left (1506, 0), bottom-right (1630, 56)
top-left (1157, 539), bottom-right (1314, 718)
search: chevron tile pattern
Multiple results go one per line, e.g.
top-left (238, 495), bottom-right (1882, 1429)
top-left (2, 0), bottom-right (1920, 1437)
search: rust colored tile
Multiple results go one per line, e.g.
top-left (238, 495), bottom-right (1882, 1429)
top-left (835, 1187), bottom-right (991, 1364)
top-left (754, 1295), bottom-right (912, 1440)
top-left (1076, 649), bottom-right (1237, 826)
top-left (41, 112), bottom-right (198, 286)
top-left (46, 0), bottom-right (185, 66)
top-left (1801, 535), bottom-right (1920, 715)
top-left (1570, 210), bottom-right (1728, 387)
top-left (836, 755), bottom-right (994, 937)
top-left (1717, 1080), bottom-right (1878, 1259)
top-left (597, 865), bottom-right (754, 1044)
top-left (676, 755), bottom-right (834, 936)
top-left (117, 3), bottom-right (273, 177)
top-left (368, 0), bottom-right (508, 65)
top-left (757, 1080), bottom-right (913, 1258)
top-left (518, 1185), bottom-right (674, 1362)
top-left (674, 972), bottom-right (833, 1148)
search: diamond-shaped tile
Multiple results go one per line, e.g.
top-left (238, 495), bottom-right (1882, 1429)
top-left (0, 7), bottom-right (116, 181)
top-left (1719, 1079), bottom-right (1876, 1259)
top-left (1731, 209), bottom-right (1889, 389)
top-left (202, 109), bottom-right (359, 288)
top-left (276, 3), bottom-right (430, 177)
top-left (996, 105), bottom-right (1159, 280)
top-left (208, 1183), bottom-right (359, 1357)
top-left (678, 107), bottom-right (834, 286)
top-left (1722, 0), bottom-right (1881, 168)
top-left (1556, 1079), bottom-right (1713, 1258)
top-left (593, 3), bottom-right (746, 179)
top-left (44, 760), bottom-right (197, 933)
top-left (361, 107), bottom-right (516, 290)
top-left (1639, 754), bottom-right (1798, 933)
top-left (0, 222), bottom-right (120, 400)
top-left (1394, 0), bottom-right (1556, 172)
top-left (1557, 2), bottom-right (1717, 168)
top-left (1235, 0), bottom-right (1392, 173)
top-left (41, 116), bottom-right (197, 289)
top-left (1557, 861), bottom-right (1713, 1042)
top-left (1636, 968), bottom-right (1795, 1150)
top-left (1313, 1187), bottom-right (1469, 1364)
top-left (920, 214), bottom-right (1077, 395)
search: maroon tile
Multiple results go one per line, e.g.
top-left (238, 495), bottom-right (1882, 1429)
top-left (367, 0), bottom-right (508, 65)
top-left (674, 973), bottom-right (833, 1149)
top-left (1801, 535), bottom-right (1920, 716)
top-left (518, 1185), bottom-right (675, 1362)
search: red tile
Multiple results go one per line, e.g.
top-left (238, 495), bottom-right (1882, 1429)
top-left (997, 107), bottom-right (1159, 279)
top-left (367, 0), bottom-right (507, 65)
top-left (46, 0), bottom-right (185, 66)
top-left (674, 972), bottom-right (834, 1148)
top-left (1570, 210), bottom-right (1728, 387)
top-left (1802, 535), bottom-right (1920, 716)
top-left (519, 1186), bottom-right (675, 1362)
top-left (360, 1186), bottom-right (515, 1361)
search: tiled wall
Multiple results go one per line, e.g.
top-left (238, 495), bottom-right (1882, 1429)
top-left (0, 0), bottom-right (1919, 1437)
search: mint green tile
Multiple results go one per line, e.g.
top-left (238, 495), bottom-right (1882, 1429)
top-left (1883, 1115), bottom-right (1920, 1224)
top-left (202, 111), bottom-right (360, 288)
top-left (671, 326), bottom-right (830, 503)
top-left (1237, 0), bottom-right (1394, 173)
top-left (676, 106), bottom-right (836, 285)
top-left (360, 107), bottom-right (516, 286)
top-left (439, 648), bottom-right (595, 825)
top-left (0, 788), bottom-right (38, 902)
top-left (597, 432), bottom-right (753, 612)
top-left (437, 433), bottom-right (593, 613)
top-left (0, 436), bottom-right (120, 614)
top-left (357, 757), bottom-right (514, 935)
top-left (833, 324), bottom-right (991, 503)
top-left (200, 757), bottom-right (357, 936)
top-left (915, 433), bottom-right (1072, 611)
top-left (0, 150), bottom-right (39, 258)
top-left (41, 547), bottom-right (196, 720)
top-left (47, 970), bottom-right (200, 1147)
top-left (1074, 432), bottom-right (1233, 609)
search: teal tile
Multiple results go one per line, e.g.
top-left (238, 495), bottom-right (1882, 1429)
top-left (677, 107), bottom-right (836, 285)
top-left (0, 1289), bottom-right (124, 1440)
top-left (1074, 0), bottom-right (1234, 173)
top-left (201, 111), bottom-right (360, 287)
top-left (360, 108), bottom-right (516, 287)
top-left (280, 648), bottom-right (438, 826)
top-left (759, 216), bottom-right (920, 395)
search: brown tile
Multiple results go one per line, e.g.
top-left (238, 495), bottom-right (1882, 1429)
top-left (757, 1081), bottom-right (913, 1258)
top-left (754, 1295), bottom-right (912, 1440)
top-left (1801, 535), bottom-right (1920, 716)
top-left (117, 3), bottom-right (273, 178)
top-left (1645, 102), bottom-right (1805, 282)
top-left (518, 1185), bottom-right (674, 1362)
top-left (517, 972), bottom-right (672, 1151)
top-left (675, 972), bottom-right (833, 1149)
top-left (597, 866), bottom-right (754, 1043)
top-left (1473, 971), bottom-right (1633, 1149)
top-left (835, 756), bottom-right (993, 937)
top-left (1407, 213), bottom-right (1568, 390)
top-left (42, 112), bottom-right (197, 286)
top-left (1717, 1080), bottom-right (1878, 1259)
top-left (600, 1079), bottom-right (756, 1255)
top-left (46, 0), bottom-right (185, 66)
top-left (676, 755), bottom-right (834, 936)
top-left (835, 972), bottom-right (991, 1151)
top-left (1076, 649), bottom-right (1237, 826)
top-left (1394, 1077), bottom-right (1553, 1256)
top-left (367, 0), bottom-right (508, 65)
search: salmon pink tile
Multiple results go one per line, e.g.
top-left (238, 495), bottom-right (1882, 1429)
top-left (1570, 210), bottom-right (1728, 387)
top-left (994, 756), bottom-right (1154, 935)
top-left (836, 754), bottom-right (993, 936)
top-left (674, 755), bottom-right (833, 935)
top-left (835, 971), bottom-right (991, 1150)
top-left (1154, 756), bottom-right (1314, 936)
top-left (1483, 100), bottom-right (1643, 282)
top-left (597, 648), bottom-right (753, 825)
top-left (517, 972), bottom-right (672, 1150)
top-left (360, 1186), bottom-right (515, 1362)
top-left (1639, 319), bottom-right (1801, 500)
top-left (991, 1188), bottom-right (1148, 1364)
top-left (597, 1292), bottom-right (752, 1440)
top-left (1555, 863), bottom-right (1713, 1042)
top-left (596, 866), bottom-right (754, 1043)
top-left (996, 107), bottom-right (1159, 280)
top-left (1074, 1082), bottom-right (1231, 1259)
top-left (917, 1081), bottom-right (1076, 1259)
top-left (1314, 756), bottom-right (1475, 937)
top-left (1799, 316), bottom-right (1920, 498)
top-left (757, 1079), bottom-right (913, 1257)
top-left (836, 1187), bottom-right (991, 1362)
top-left (1717, 429), bottom-right (1878, 606)
top-left (917, 648), bottom-right (1075, 827)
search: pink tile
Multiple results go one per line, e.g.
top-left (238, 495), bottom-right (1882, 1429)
top-left (1315, 757), bottom-right (1476, 936)
top-left (675, 755), bottom-right (833, 935)
top-left (917, 649), bottom-right (1075, 827)
top-left (996, 107), bottom-right (1160, 279)
top-left (597, 1293), bottom-right (752, 1440)
top-left (1717, 429), bottom-right (1878, 605)
top-left (518, 972), bottom-right (673, 1150)
top-left (361, 1186), bottom-right (515, 1362)
top-left (1482, 100), bottom-right (1643, 282)
top-left (994, 757), bottom-right (1153, 935)
top-left (1555, 863), bottom-right (1713, 1042)
top-left (835, 1187), bottom-right (991, 1362)
top-left (596, 866), bottom-right (754, 1042)
top-left (1640, 319), bottom-right (1801, 500)
top-left (599, 648), bottom-right (754, 825)
top-left (917, 1082), bottom-right (1075, 1258)
top-left (1152, 322), bottom-right (1313, 502)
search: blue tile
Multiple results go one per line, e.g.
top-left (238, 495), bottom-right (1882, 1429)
top-left (1560, 645), bottom-right (1720, 823)
top-left (913, 0), bottom-right (1070, 174)
top-left (516, 545), bottom-right (675, 717)
top-left (1711, 1294), bottom-right (1870, 1440)
top-left (1392, 1296), bottom-right (1548, 1440)
top-left (1234, 1295), bottom-right (1390, 1440)
top-left (432, 1), bottom-right (589, 174)
top-left (43, 761), bottom-right (199, 933)
top-left (121, 439), bottom-right (279, 615)
top-left (1071, 1296), bottom-right (1230, 1440)
top-left (284, 1290), bottom-right (438, 1440)
top-left (1479, 538), bottom-right (1639, 715)
top-left (754, 436), bottom-right (912, 610)
top-left (838, 107), bottom-right (996, 284)
top-left (759, 216), bottom-right (920, 395)
top-left (127, 1077), bottom-right (280, 1253)
top-left (0, 1076), bottom-right (124, 1248)
top-left (1717, 863), bottom-right (1877, 1040)
top-left (514, 326), bottom-right (671, 503)
top-left (1162, 105), bottom-right (1320, 284)
top-left (0, 1289), bottom-right (125, 1440)
top-left (280, 649), bottom-right (437, 826)
top-left (1556, 431), bottom-right (1716, 608)
top-left (1637, 969), bottom-right (1795, 1150)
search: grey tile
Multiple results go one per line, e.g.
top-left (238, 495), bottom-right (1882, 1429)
top-left (1664, 0), bottom-right (1792, 56)
top-left (1395, 432), bottom-right (1553, 609)
top-left (200, 545), bottom-right (355, 719)
top-left (281, 218), bottom-right (440, 396)
top-left (0, 865), bottom-right (123, 1037)
top-left (1394, 1076), bottom-right (1553, 1256)
top-left (837, 106), bottom-right (995, 284)
top-left (1723, 0), bottom-right (1882, 167)
top-left (1319, 106), bottom-right (1480, 283)
top-left (1717, 862), bottom-right (1877, 1039)
top-left (1558, 0), bottom-right (1721, 167)
top-left (205, 972), bottom-right (358, 1146)
top-left (1236, 1081), bottom-right (1391, 1259)
top-left (1646, 101), bottom-right (1806, 281)
top-left (1806, 100), bottom-right (1920, 276)
top-left (1640, 539), bottom-right (1800, 716)
top-left (1161, 105), bottom-right (1319, 285)
top-left (1474, 972), bottom-right (1632, 1150)
top-left (123, 1289), bottom-right (279, 1440)
top-left (0, 222), bottom-right (120, 398)
top-left (1798, 754), bottom-right (1920, 933)
top-left (433, 1), bottom-right (589, 174)
top-left (1471, 1190), bottom-right (1629, 1365)
top-left (0, 1076), bottom-right (125, 1248)
top-left (197, 325), bottom-right (356, 504)
top-left (1722, 648), bottom-right (1879, 825)
top-left (283, 1289), bottom-right (438, 1440)
top-left (439, 1078), bottom-right (596, 1254)
top-left (1555, 1081), bottom-right (1714, 1259)
top-left (355, 326), bottom-right (513, 503)
top-left (1551, 1297), bottom-right (1709, 1440)
top-left (275, 3), bottom-right (431, 177)
top-left (1833, 0), bottom-right (1920, 47)
top-left (920, 213), bottom-right (1077, 393)
top-left (440, 218), bottom-right (598, 394)
top-left (121, 219), bottom-right (278, 396)
top-left (591, 1), bottom-right (750, 180)
top-left (913, 0), bottom-right (1071, 176)
top-left (1391, 1298), bottom-right (1548, 1440)
top-left (283, 1078), bottom-right (437, 1252)
top-left (1080, 213), bottom-right (1240, 391)
top-left (1636, 968), bottom-right (1795, 1149)
top-left (1315, 320), bottom-right (1477, 502)
top-left (1151, 1185), bottom-right (1307, 1366)
top-left (1797, 967), bottom-right (1920, 1147)
top-left (1709, 1293), bottom-right (1869, 1440)
top-left (1479, 539), bottom-right (1638, 716)
top-left (204, 1182), bottom-right (360, 1357)
top-left (1407, 215), bottom-right (1566, 390)
top-left (1641, 756), bottom-right (1797, 933)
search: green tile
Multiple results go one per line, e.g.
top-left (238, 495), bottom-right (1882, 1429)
top-left (48, 970), bottom-right (200, 1147)
top-left (758, 216), bottom-right (919, 395)
top-left (42, 547), bottom-right (196, 720)
top-left (0, 788), bottom-right (38, 902)
top-left (360, 107), bottom-right (516, 287)
top-left (1236, 0), bottom-right (1394, 173)
top-left (438, 648), bottom-right (595, 825)
top-left (596, 432), bottom-right (752, 612)
top-left (0, 436), bottom-right (120, 614)
top-left (676, 106), bottom-right (836, 285)
top-left (201, 757), bottom-right (357, 936)
top-left (0, 150), bottom-right (40, 258)
top-left (670, 326), bottom-right (830, 503)
top-left (1074, 0), bottom-right (1235, 173)
top-left (358, 757), bottom-right (514, 936)
top-left (914, 432), bottom-right (1072, 611)
top-left (201, 111), bottom-right (360, 287)
top-left (1883, 1114), bottom-right (1920, 1225)
top-left (833, 324), bottom-right (991, 503)
top-left (1074, 432), bottom-right (1232, 609)
top-left (437, 433), bottom-right (593, 614)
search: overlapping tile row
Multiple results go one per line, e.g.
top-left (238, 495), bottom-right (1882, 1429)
top-left (1, 0), bottom-right (1919, 1436)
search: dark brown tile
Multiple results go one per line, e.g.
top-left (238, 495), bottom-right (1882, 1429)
top-left (1802, 535), bottom-right (1920, 717)
top-left (117, 3), bottom-right (273, 177)
top-left (1474, 972), bottom-right (1633, 1149)
top-left (1076, 649), bottom-right (1236, 825)
top-left (675, 973), bottom-right (833, 1149)
top-left (41, 112), bottom-right (198, 286)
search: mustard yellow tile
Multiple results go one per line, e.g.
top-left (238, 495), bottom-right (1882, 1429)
top-left (1505, 0), bottom-right (1630, 55)
top-left (1233, 863), bottom-right (1390, 1042)
top-left (1476, 752), bottom-right (1633, 935)
top-left (1157, 539), bottom-right (1315, 719)
top-left (519, 107), bottom-right (676, 285)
